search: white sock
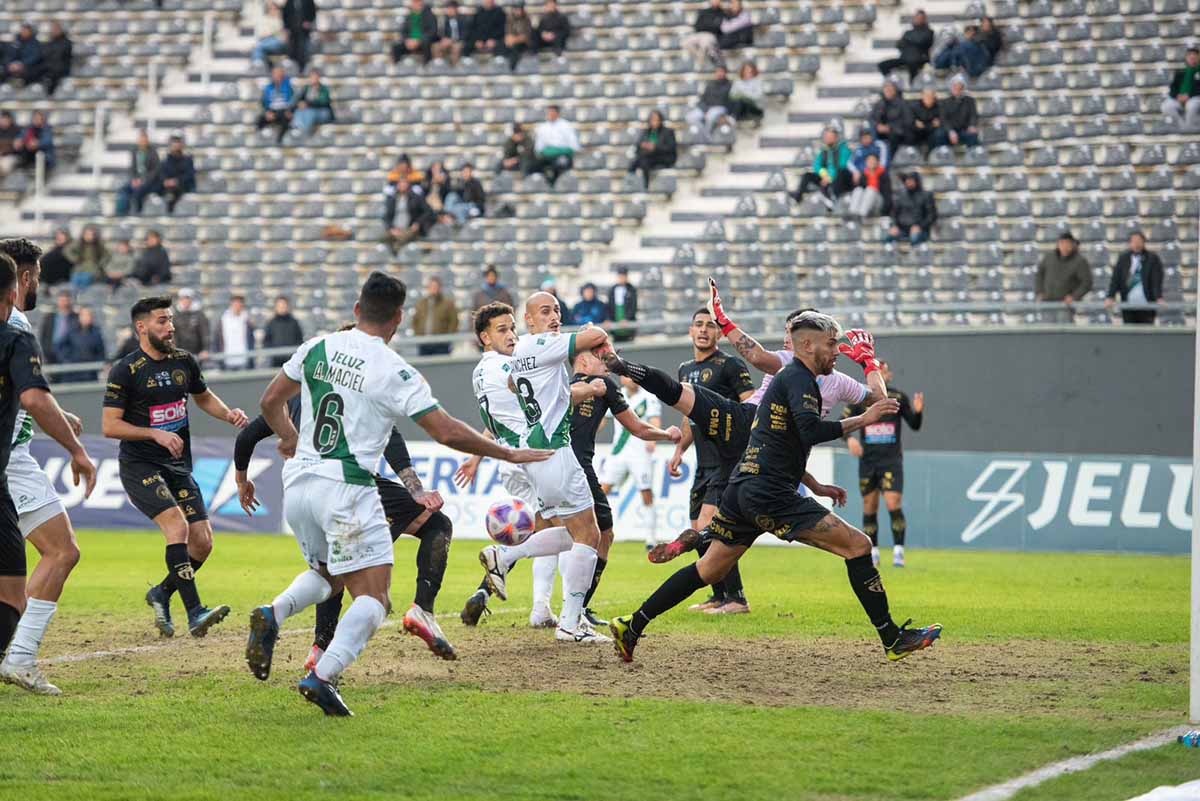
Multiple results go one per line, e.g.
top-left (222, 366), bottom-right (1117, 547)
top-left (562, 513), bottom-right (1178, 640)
top-left (558, 543), bottom-right (597, 633)
top-left (315, 595), bottom-right (386, 682)
top-left (531, 554), bottom-right (558, 609)
top-left (4, 598), bottom-right (57, 665)
top-left (894, 545), bottom-right (905, 557)
top-left (642, 502), bottom-right (658, 545)
top-left (500, 526), bottom-right (572, 569)
top-left (556, 548), bottom-right (571, 606)
top-left (272, 569), bottom-right (332, 627)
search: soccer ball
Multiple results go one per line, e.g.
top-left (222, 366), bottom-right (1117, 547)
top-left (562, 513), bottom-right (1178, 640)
top-left (485, 498), bottom-right (535, 546)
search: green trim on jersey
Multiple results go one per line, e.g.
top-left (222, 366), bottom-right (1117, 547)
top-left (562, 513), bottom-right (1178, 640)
top-left (411, 404), bottom-right (440, 421)
top-left (303, 340), bottom-right (375, 487)
top-left (525, 406), bottom-right (572, 450)
top-left (613, 398), bottom-right (649, 455)
top-left (478, 403), bottom-right (521, 447)
top-left (567, 332), bottom-right (578, 362)
top-left (14, 416), bottom-right (33, 446)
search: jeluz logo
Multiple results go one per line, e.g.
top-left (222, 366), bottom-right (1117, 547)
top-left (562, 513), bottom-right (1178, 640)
top-left (150, 399), bottom-right (188, 431)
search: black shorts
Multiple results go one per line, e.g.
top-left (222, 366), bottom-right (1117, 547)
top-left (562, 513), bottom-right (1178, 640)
top-left (706, 479), bottom-right (831, 549)
top-left (690, 463), bottom-right (732, 521)
top-left (376, 478), bottom-right (432, 540)
top-left (859, 461), bottom-right (904, 494)
top-left (119, 460), bottom-right (209, 525)
top-left (0, 483), bottom-right (25, 578)
top-left (580, 458), bottom-right (614, 532)
top-left (687, 384), bottom-right (756, 467)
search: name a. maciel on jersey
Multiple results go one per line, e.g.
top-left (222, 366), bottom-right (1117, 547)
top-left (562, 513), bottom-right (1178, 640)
top-left (313, 352), bottom-right (367, 393)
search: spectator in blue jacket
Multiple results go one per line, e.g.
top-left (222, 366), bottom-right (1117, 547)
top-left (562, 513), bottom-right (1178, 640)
top-left (934, 25), bottom-right (989, 78)
top-left (13, 110), bottom-right (54, 170)
top-left (257, 65), bottom-right (295, 144)
top-left (850, 127), bottom-right (888, 173)
top-left (4, 24), bottom-right (44, 86)
top-left (159, 134), bottom-right (196, 213)
top-left (788, 126), bottom-right (855, 211)
top-left (58, 307), bottom-right (106, 383)
top-left (570, 283), bottom-right (608, 325)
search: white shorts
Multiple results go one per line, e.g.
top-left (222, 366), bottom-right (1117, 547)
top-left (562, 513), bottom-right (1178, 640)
top-left (284, 474), bottom-right (394, 576)
top-left (497, 461), bottom-right (537, 507)
top-left (9, 449), bottom-right (67, 538)
top-left (600, 447), bottom-right (655, 492)
top-left (522, 447), bottom-right (594, 520)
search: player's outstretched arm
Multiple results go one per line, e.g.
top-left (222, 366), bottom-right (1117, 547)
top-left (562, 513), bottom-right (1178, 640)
top-left (707, 277), bottom-right (782, 375)
top-left (418, 408), bottom-right (553, 464)
top-left (572, 324), bottom-right (610, 353)
top-left (614, 408), bottom-right (682, 444)
top-left (800, 472), bottom-right (847, 507)
top-left (194, 389), bottom-right (249, 429)
top-left (260, 370), bottom-right (301, 457)
top-left (838, 397), bottom-right (901, 439)
top-left (22, 388), bottom-right (96, 498)
top-left (570, 378), bottom-right (607, 405)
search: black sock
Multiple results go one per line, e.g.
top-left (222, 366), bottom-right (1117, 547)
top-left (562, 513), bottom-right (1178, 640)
top-left (631, 563), bottom-right (707, 637)
top-left (313, 589), bottom-right (344, 651)
top-left (623, 362), bottom-right (683, 406)
top-left (0, 601), bottom-right (19, 656)
top-left (414, 517), bottom-right (452, 614)
top-left (582, 557), bottom-right (607, 608)
top-left (845, 554), bottom-right (898, 645)
top-left (165, 542), bottom-right (202, 614)
top-left (695, 539), bottom-right (725, 601)
top-left (863, 513), bottom-right (879, 547)
top-left (890, 509), bottom-right (906, 547)
top-left (159, 556), bottom-right (205, 600)
top-left (477, 578), bottom-right (492, 595)
top-left (721, 562), bottom-right (746, 602)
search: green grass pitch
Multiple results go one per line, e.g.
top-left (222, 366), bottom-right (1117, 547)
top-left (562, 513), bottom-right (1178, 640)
top-left (1, 530), bottom-right (1193, 801)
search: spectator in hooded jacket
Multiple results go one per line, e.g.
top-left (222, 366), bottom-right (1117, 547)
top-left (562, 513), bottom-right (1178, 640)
top-left (116, 129), bottom-right (161, 216)
top-left (1105, 230), bottom-right (1165, 324)
top-left (869, 80), bottom-right (914, 150)
top-left (503, 2), bottom-right (533, 70)
top-left (683, 0), bottom-right (726, 67)
top-left (933, 24), bottom-right (989, 78)
top-left (934, 75), bottom-right (979, 148)
top-left (131, 230), bottom-right (172, 286)
top-left (788, 126), bottom-right (855, 211)
top-left (717, 0), bottom-right (753, 50)
top-left (40, 228), bottom-right (74, 286)
top-left (262, 296), bottom-right (305, 366)
top-left (978, 16), bottom-right (1004, 69)
top-left (1035, 231), bottom-right (1092, 306)
top-left (607, 266), bottom-right (638, 342)
top-left (393, 0), bottom-right (440, 63)
top-left (382, 176), bottom-right (437, 253)
top-left (686, 64), bottom-right (733, 139)
top-left (628, 110), bottom-right (677, 189)
top-left (173, 288), bottom-right (210, 359)
top-left (432, 1), bottom-right (472, 64)
top-left (533, 104), bottom-right (580, 185)
top-left (851, 127), bottom-right (888, 172)
top-left (468, 0), bottom-right (506, 58)
top-left (886, 171), bottom-right (937, 246)
top-left (291, 69), bottom-right (335, 136)
top-left (1163, 47), bottom-right (1200, 129)
top-left (4, 24), bottom-right (43, 86)
top-left (257, 65), bottom-right (294, 143)
top-left (909, 87), bottom-right (942, 153)
top-left (41, 22), bottom-right (71, 96)
top-left (444, 163), bottom-right (486, 223)
top-left (570, 283), bottom-right (607, 325)
top-left (499, 122), bottom-right (537, 174)
top-left (159, 134), bottom-right (197, 213)
top-left (878, 9), bottom-right (934, 80)
top-left (533, 0), bottom-right (570, 56)
top-left (13, 109), bottom-right (54, 169)
top-left (729, 60), bottom-right (766, 122)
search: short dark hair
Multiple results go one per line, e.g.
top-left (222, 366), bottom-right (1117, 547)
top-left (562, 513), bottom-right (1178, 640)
top-left (691, 308), bottom-right (713, 321)
top-left (358, 271), bottom-right (407, 325)
top-left (474, 302), bottom-right (515, 344)
top-left (0, 253), bottom-right (16, 296)
top-left (130, 296), bottom-right (172, 324)
top-left (547, 104), bottom-right (560, 113)
top-left (0, 238), bottom-right (43, 276)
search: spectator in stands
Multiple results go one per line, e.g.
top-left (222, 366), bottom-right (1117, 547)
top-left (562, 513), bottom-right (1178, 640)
top-left (683, 0), bottom-right (726, 68)
top-left (686, 65), bottom-right (733, 140)
top-left (1106, 231), bottom-right (1165, 325)
top-left (39, 290), bottom-right (78, 365)
top-left (393, 0), bottom-right (439, 63)
top-left (107, 238), bottom-right (136, 286)
top-left (174, 288), bottom-right (210, 359)
top-left (788, 126), bottom-right (854, 211)
top-left (869, 80), bottom-right (914, 150)
top-left (503, 2), bottom-right (533, 70)
top-left (847, 152), bottom-right (889, 219)
top-left (388, 153), bottom-right (426, 187)
top-left (977, 16), bottom-right (1004, 70)
top-left (132, 230), bottom-right (172, 286)
top-left (432, 1), bottom-right (471, 64)
top-left (425, 160), bottom-right (454, 220)
top-left (40, 228), bottom-right (73, 286)
top-left (13, 110), bottom-right (55, 170)
top-left (851, 127), bottom-right (888, 172)
top-left (935, 75), bottom-right (979, 149)
top-left (729, 60), bottom-right (766, 123)
top-left (291, 69), bottom-right (334, 136)
top-left (116, 129), bottom-right (161, 216)
top-left (607, 266), bottom-right (638, 342)
top-left (58, 307), bottom-right (105, 383)
top-left (282, 0), bottom-right (317, 72)
top-left (533, 0), bottom-right (570, 56)
top-left (251, 0), bottom-right (290, 73)
top-left (933, 25), bottom-right (988, 78)
top-left (64, 224), bottom-right (111, 290)
top-left (262, 295), bottom-right (304, 366)
top-left (0, 111), bottom-right (20, 177)
top-left (41, 21), bottom-right (71, 96)
top-left (444, 163), bottom-right (486, 223)
top-left (909, 87), bottom-right (942, 153)
top-left (886, 172), bottom-right (937, 246)
top-left (412, 276), bottom-right (460, 356)
top-left (159, 134), bottom-right (197, 213)
top-left (1163, 47), bottom-right (1200, 129)
top-left (717, 0), bottom-right (753, 51)
top-left (472, 266), bottom-right (514, 309)
top-left (571, 283), bottom-right (607, 325)
top-left (257, 65), bottom-right (295, 144)
top-left (468, 0), bottom-right (506, 59)
top-left (3, 24), bottom-right (44, 87)
top-left (1035, 231), bottom-right (1092, 307)
top-left (214, 295), bottom-right (255, 371)
top-left (499, 123), bottom-right (537, 174)
top-left (533, 104), bottom-right (580, 186)
top-left (382, 176), bottom-right (437, 253)
top-left (877, 9), bottom-right (933, 80)
top-left (628, 110), bottom-right (677, 189)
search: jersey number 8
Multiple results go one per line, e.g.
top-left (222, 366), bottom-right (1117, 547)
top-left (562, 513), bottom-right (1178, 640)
top-left (515, 377), bottom-right (542, 427)
top-left (314, 393), bottom-right (345, 455)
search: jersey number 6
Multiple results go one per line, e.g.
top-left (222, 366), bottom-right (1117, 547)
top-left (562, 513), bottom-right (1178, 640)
top-left (314, 392), bottom-right (345, 455)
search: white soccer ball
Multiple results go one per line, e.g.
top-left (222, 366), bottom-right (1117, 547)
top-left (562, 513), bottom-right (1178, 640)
top-left (485, 498), bottom-right (535, 546)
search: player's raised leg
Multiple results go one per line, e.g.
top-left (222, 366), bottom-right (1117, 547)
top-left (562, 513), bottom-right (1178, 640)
top-left (401, 510), bottom-right (458, 660)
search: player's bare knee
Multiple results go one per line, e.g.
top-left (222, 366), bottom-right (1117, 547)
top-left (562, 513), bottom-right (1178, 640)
top-left (845, 528), bottom-right (873, 559)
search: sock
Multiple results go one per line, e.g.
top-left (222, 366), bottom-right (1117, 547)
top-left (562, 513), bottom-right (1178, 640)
top-left (845, 554), bottom-right (898, 645)
top-left (166, 543), bottom-right (202, 613)
top-left (159, 556), bottom-right (207, 601)
top-left (863, 513), bottom-right (879, 547)
top-left (314, 595), bottom-right (386, 683)
top-left (531, 554), bottom-right (557, 610)
top-left (890, 509), bottom-right (906, 547)
top-left (0, 602), bottom-right (19, 657)
top-left (4, 598), bottom-right (57, 665)
top-left (642, 503), bottom-right (658, 545)
top-left (622, 362), bottom-right (683, 406)
top-left (313, 589), bottom-right (344, 651)
top-left (630, 563), bottom-right (706, 637)
top-left (272, 569), bottom-right (332, 627)
top-left (477, 577), bottom-right (491, 595)
top-left (500, 526), bottom-right (572, 569)
top-left (695, 539), bottom-right (726, 601)
top-left (413, 519), bottom-right (452, 613)
top-left (558, 543), bottom-right (597, 633)
top-left (721, 562), bottom-right (746, 603)
top-left (582, 557), bottom-right (607, 608)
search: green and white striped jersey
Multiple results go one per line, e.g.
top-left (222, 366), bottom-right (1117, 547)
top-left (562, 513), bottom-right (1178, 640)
top-left (281, 328), bottom-right (439, 488)
top-left (508, 330), bottom-right (576, 450)
top-left (7, 308), bottom-right (34, 451)
top-left (471, 349), bottom-right (526, 447)
top-left (611, 386), bottom-right (661, 455)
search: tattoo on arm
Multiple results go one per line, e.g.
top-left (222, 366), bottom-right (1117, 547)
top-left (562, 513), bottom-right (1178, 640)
top-left (733, 336), bottom-right (758, 360)
top-left (398, 467), bottom-right (423, 494)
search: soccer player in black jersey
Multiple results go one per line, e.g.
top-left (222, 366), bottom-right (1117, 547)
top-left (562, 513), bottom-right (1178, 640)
top-left (235, 394), bottom-right (458, 665)
top-left (0, 254), bottom-right (96, 666)
top-left (843, 361), bottom-right (924, 568)
top-left (102, 296), bottom-right (250, 639)
top-left (609, 311), bottom-right (942, 663)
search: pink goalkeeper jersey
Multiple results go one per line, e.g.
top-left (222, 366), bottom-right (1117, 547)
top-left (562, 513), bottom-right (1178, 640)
top-left (750, 350), bottom-right (868, 414)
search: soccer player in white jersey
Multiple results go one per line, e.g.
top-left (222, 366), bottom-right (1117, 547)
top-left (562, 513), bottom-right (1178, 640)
top-left (600, 376), bottom-right (664, 550)
top-left (246, 274), bottom-right (551, 716)
top-left (0, 239), bottom-right (86, 695)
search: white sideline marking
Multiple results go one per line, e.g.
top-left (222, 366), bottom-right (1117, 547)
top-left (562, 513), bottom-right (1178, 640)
top-left (953, 727), bottom-right (1193, 801)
